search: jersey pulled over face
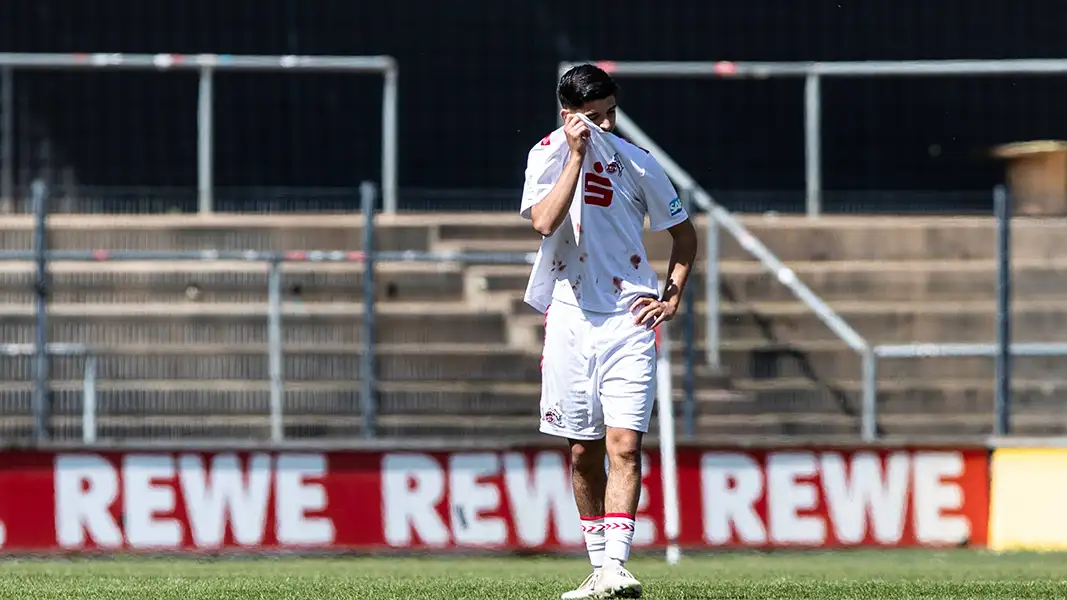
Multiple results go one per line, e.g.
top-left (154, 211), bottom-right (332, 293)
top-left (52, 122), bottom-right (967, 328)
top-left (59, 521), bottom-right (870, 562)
top-left (520, 127), bottom-right (689, 314)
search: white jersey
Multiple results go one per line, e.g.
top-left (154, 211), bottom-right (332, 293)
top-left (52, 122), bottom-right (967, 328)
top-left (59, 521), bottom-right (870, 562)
top-left (520, 125), bottom-right (689, 314)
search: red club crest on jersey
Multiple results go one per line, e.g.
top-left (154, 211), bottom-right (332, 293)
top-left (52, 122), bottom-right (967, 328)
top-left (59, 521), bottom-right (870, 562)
top-left (605, 153), bottom-right (624, 175)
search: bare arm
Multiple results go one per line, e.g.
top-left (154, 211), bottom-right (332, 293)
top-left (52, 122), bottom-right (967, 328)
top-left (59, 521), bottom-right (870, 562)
top-left (631, 218), bottom-right (698, 329)
top-left (660, 218), bottom-right (698, 311)
top-left (529, 113), bottom-right (590, 237)
top-left (530, 151), bottom-right (583, 236)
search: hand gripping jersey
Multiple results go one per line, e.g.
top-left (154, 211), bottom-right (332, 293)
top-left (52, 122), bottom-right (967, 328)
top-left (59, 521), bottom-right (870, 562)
top-left (520, 116), bottom-right (689, 314)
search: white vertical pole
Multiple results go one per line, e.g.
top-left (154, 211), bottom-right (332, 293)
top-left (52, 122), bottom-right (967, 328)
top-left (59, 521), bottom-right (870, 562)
top-left (197, 66), bottom-right (214, 214)
top-left (804, 73), bottom-right (822, 218)
top-left (381, 64), bottom-right (398, 214)
top-left (83, 355), bottom-right (97, 444)
top-left (267, 261), bottom-right (284, 443)
top-left (704, 218), bottom-right (720, 367)
top-left (1, 66), bottom-right (12, 208)
top-left (655, 310), bottom-right (681, 565)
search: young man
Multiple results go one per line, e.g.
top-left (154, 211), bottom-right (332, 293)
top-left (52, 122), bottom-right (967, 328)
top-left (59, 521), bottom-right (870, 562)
top-left (520, 64), bottom-right (698, 599)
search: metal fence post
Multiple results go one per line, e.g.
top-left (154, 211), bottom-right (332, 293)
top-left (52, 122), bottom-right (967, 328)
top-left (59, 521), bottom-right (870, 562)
top-left (804, 72), bottom-right (822, 218)
top-left (1, 66), bottom-right (12, 208)
top-left (861, 349), bottom-right (878, 442)
top-left (704, 215), bottom-right (720, 367)
top-left (381, 63), bottom-right (399, 214)
top-left (31, 180), bottom-right (50, 443)
top-left (682, 284), bottom-right (696, 439)
top-left (267, 259), bottom-right (284, 443)
top-left (83, 355), bottom-right (97, 444)
top-left (680, 188), bottom-right (696, 439)
top-left (197, 66), bottom-right (214, 214)
top-left (360, 181), bottom-right (378, 438)
top-left (994, 185), bottom-right (1012, 436)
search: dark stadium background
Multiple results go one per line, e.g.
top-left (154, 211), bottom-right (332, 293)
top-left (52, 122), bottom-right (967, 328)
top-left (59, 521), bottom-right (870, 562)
top-left (2, 0), bottom-right (1066, 212)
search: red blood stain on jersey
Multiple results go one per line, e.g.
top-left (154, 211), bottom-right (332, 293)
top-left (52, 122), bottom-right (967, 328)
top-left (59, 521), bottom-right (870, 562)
top-left (613, 277), bottom-right (623, 292)
top-left (579, 253), bottom-right (587, 263)
top-left (551, 258), bottom-right (566, 272)
top-left (578, 224), bottom-right (583, 233)
top-left (630, 254), bottom-right (642, 269)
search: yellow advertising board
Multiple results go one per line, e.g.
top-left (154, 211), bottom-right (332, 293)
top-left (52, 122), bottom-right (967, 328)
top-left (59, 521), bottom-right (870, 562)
top-left (989, 448), bottom-right (1067, 551)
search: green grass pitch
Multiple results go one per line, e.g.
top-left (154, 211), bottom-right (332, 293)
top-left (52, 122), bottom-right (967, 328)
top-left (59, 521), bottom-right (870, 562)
top-left (0, 550), bottom-right (1065, 599)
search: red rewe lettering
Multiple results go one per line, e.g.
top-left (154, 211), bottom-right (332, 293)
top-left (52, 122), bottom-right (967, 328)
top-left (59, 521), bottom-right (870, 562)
top-left (52, 452), bottom-right (335, 551)
top-left (583, 172), bottom-right (613, 207)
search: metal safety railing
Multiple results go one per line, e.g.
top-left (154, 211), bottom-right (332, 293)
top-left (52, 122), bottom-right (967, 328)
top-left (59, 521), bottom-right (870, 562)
top-left (0, 343), bottom-right (97, 443)
top-left (0, 182), bottom-right (537, 444)
top-left (6, 177), bottom-right (1046, 443)
top-left (563, 58), bottom-right (1067, 217)
top-left (863, 186), bottom-right (1067, 438)
top-left (558, 62), bottom-right (877, 439)
top-left (0, 53), bottom-right (399, 213)
top-left (870, 343), bottom-right (1067, 439)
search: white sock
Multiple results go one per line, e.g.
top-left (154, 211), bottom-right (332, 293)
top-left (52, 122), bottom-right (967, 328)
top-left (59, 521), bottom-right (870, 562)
top-left (604, 513), bottom-right (636, 567)
top-left (580, 515), bottom-right (606, 569)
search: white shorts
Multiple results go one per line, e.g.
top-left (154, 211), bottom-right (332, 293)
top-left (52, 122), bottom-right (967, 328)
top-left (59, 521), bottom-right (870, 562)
top-left (539, 301), bottom-right (657, 440)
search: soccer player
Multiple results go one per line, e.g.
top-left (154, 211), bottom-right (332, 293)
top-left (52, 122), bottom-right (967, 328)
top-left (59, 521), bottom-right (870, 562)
top-left (519, 64), bottom-right (698, 599)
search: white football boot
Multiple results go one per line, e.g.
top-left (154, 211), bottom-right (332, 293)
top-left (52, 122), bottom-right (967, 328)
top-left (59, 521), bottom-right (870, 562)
top-left (593, 564), bottom-right (643, 598)
top-left (561, 570), bottom-right (601, 599)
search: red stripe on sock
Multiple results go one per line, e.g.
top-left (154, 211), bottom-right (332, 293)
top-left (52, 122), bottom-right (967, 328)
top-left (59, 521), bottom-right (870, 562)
top-left (604, 512), bottom-right (635, 519)
top-left (580, 515), bottom-right (605, 521)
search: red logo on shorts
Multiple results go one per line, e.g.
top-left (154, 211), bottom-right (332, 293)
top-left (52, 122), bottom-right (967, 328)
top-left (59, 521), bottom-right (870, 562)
top-left (544, 407), bottom-right (564, 426)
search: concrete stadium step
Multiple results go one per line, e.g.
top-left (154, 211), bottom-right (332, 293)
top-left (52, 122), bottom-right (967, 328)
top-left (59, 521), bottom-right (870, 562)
top-left (690, 410), bottom-right (1067, 438)
top-left (0, 214), bottom-right (431, 252)
top-left (16, 378), bottom-right (1063, 434)
top-left (516, 300), bottom-right (1067, 344)
top-left (482, 259), bottom-right (1067, 306)
top-left (712, 300), bottom-right (1067, 344)
top-left (0, 380), bottom-right (724, 424)
top-left (4, 213), bottom-right (1066, 262)
top-left (0, 261), bottom-right (465, 304)
top-left (704, 340), bottom-right (1067, 381)
top-left (0, 380), bottom-right (548, 417)
top-left (0, 302), bottom-right (508, 346)
top-left (698, 379), bottom-right (1067, 416)
top-left (434, 215), bottom-right (1067, 262)
top-left (0, 413), bottom-right (546, 441)
top-left (0, 343), bottom-right (542, 382)
top-left (2, 409), bottom-right (1061, 441)
top-left (0, 411), bottom-right (864, 441)
top-left (713, 259), bottom-right (1067, 303)
top-left (0, 351), bottom-right (723, 394)
top-left (876, 413), bottom-right (1067, 437)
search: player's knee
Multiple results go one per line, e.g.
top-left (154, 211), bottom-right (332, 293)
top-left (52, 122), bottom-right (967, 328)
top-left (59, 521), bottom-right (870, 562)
top-left (569, 440), bottom-right (606, 476)
top-left (606, 429), bottom-right (642, 471)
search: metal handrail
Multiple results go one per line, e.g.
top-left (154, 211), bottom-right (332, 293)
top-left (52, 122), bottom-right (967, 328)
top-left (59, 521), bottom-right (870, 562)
top-left (607, 108), bottom-right (877, 440)
top-left (0, 343), bottom-right (97, 443)
top-left (564, 59), bottom-right (1067, 216)
top-left (868, 342), bottom-right (1067, 439)
top-left (0, 52), bottom-right (398, 213)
